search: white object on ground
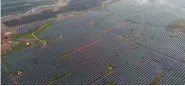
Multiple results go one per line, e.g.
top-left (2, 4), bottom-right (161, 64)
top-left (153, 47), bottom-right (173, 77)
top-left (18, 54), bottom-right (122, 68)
top-left (8, 41), bottom-right (13, 43)
top-left (5, 32), bottom-right (12, 35)
top-left (26, 43), bottom-right (30, 45)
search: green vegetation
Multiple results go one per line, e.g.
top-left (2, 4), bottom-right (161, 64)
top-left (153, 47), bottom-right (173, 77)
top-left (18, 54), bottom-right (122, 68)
top-left (165, 24), bottom-right (174, 32)
top-left (73, 11), bottom-right (85, 16)
top-left (41, 38), bottom-right (49, 41)
top-left (94, 4), bottom-right (109, 12)
top-left (2, 41), bottom-right (31, 56)
top-left (108, 12), bottom-right (113, 16)
top-left (149, 74), bottom-right (163, 85)
top-left (123, 35), bottom-right (129, 39)
top-left (165, 19), bottom-right (185, 33)
top-left (57, 50), bottom-right (73, 58)
top-left (3, 22), bottom-right (54, 56)
top-left (12, 22), bottom-right (54, 42)
top-left (33, 22), bottom-right (54, 36)
top-left (32, 22), bottom-right (54, 43)
top-left (94, 5), bottom-right (103, 11)
top-left (104, 64), bottom-right (116, 76)
top-left (103, 80), bottom-right (117, 85)
top-left (12, 30), bottom-right (34, 39)
top-left (46, 72), bottom-right (72, 85)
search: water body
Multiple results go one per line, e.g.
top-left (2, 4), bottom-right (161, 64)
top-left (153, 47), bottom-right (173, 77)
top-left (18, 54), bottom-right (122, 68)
top-left (3, 0), bottom-right (101, 27)
top-left (2, 0), bottom-right (185, 85)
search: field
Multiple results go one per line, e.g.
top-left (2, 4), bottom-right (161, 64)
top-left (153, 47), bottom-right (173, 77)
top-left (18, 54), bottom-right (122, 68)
top-left (12, 22), bottom-right (54, 40)
top-left (165, 19), bottom-right (185, 34)
top-left (3, 22), bottom-right (54, 56)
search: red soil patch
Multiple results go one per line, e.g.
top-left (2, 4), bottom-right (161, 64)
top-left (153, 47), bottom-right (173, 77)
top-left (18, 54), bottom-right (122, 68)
top-left (104, 28), bottom-right (112, 32)
top-left (73, 40), bottom-right (97, 53)
top-left (11, 77), bottom-right (18, 85)
top-left (2, 34), bottom-right (13, 54)
top-left (174, 28), bottom-right (185, 35)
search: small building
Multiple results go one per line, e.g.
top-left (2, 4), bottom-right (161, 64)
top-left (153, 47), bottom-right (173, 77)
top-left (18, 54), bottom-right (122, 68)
top-left (26, 42), bottom-right (30, 45)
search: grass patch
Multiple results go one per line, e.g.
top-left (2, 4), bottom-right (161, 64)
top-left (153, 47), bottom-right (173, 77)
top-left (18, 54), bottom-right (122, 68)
top-left (46, 72), bottom-right (72, 85)
top-left (57, 50), bottom-right (73, 58)
top-left (149, 74), bottom-right (163, 85)
top-left (40, 38), bottom-right (49, 42)
top-left (12, 22), bottom-right (54, 40)
top-left (94, 5), bottom-right (104, 11)
top-left (103, 80), bottom-right (117, 85)
top-left (12, 30), bottom-right (34, 39)
top-left (33, 22), bottom-right (54, 36)
top-left (165, 24), bottom-right (174, 32)
top-left (94, 4), bottom-right (110, 12)
top-left (104, 64), bottom-right (116, 76)
top-left (3, 22), bottom-right (54, 56)
top-left (165, 19), bottom-right (185, 33)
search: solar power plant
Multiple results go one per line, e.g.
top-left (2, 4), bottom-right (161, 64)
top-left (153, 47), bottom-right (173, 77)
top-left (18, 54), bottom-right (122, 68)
top-left (1, 0), bottom-right (185, 85)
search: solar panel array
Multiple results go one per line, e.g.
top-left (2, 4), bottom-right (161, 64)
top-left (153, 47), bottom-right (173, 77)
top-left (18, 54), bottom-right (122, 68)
top-left (2, 0), bottom-right (185, 85)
